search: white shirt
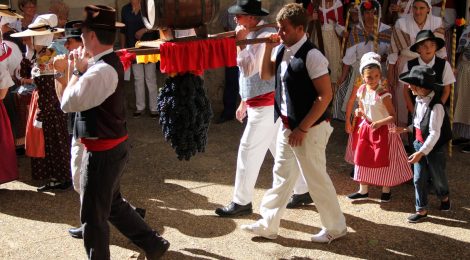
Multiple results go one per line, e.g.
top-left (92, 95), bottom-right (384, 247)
top-left (273, 34), bottom-right (329, 116)
top-left (237, 20), bottom-right (273, 78)
top-left (411, 91), bottom-right (445, 155)
top-left (400, 56), bottom-right (456, 85)
top-left (357, 86), bottom-right (392, 122)
top-left (388, 13), bottom-right (446, 64)
top-left (61, 48), bottom-right (119, 113)
top-left (0, 47), bottom-right (14, 89)
top-left (342, 23), bottom-right (391, 66)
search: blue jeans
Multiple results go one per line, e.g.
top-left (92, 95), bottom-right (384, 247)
top-left (413, 140), bottom-right (449, 211)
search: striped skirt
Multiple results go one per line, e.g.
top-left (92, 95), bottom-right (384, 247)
top-left (353, 123), bottom-right (413, 187)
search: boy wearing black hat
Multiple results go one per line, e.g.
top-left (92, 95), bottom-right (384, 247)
top-left (396, 65), bottom-right (452, 223)
top-left (402, 30), bottom-right (455, 115)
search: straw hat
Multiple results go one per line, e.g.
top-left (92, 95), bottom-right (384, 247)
top-left (0, 4), bottom-right (23, 18)
top-left (10, 14), bottom-right (64, 37)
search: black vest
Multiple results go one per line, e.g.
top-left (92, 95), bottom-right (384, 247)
top-left (413, 95), bottom-right (452, 151)
top-left (274, 40), bottom-right (328, 129)
top-left (407, 57), bottom-right (447, 105)
top-left (74, 52), bottom-right (127, 139)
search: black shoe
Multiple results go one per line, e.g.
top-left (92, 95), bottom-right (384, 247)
top-left (133, 111), bottom-right (143, 118)
top-left (215, 202), bottom-right (252, 217)
top-left (347, 192), bottom-right (369, 200)
top-left (462, 145), bottom-right (470, 154)
top-left (68, 226), bottom-right (83, 239)
top-left (135, 207), bottom-right (146, 219)
top-left (439, 199), bottom-right (451, 211)
top-left (15, 147), bottom-right (25, 156)
top-left (150, 112), bottom-right (159, 119)
top-left (215, 116), bottom-right (234, 124)
top-left (380, 192), bottom-right (391, 203)
top-left (145, 236), bottom-right (170, 260)
top-left (407, 213), bottom-right (427, 223)
top-left (286, 192), bottom-right (314, 208)
top-left (349, 168), bottom-right (355, 179)
top-left (37, 180), bottom-right (72, 192)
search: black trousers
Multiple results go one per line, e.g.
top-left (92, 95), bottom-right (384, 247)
top-left (221, 66), bottom-right (239, 119)
top-left (80, 140), bottom-right (159, 259)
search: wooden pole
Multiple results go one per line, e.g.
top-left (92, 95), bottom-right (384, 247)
top-left (440, 0), bottom-right (447, 19)
top-left (449, 26), bottom-right (456, 157)
top-left (373, 14), bottom-right (379, 53)
top-left (208, 23), bottom-right (278, 38)
top-left (125, 37), bottom-right (276, 56)
top-left (341, 8), bottom-right (351, 57)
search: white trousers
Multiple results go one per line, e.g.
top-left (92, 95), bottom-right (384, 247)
top-left (258, 121), bottom-right (347, 235)
top-left (70, 135), bottom-right (86, 194)
top-left (132, 63), bottom-right (158, 112)
top-left (233, 106), bottom-right (279, 205)
top-left (232, 105), bottom-right (307, 205)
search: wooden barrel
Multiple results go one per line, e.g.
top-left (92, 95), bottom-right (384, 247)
top-left (141, 0), bottom-right (220, 30)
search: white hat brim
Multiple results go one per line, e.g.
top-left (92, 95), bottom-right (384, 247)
top-left (10, 28), bottom-right (64, 37)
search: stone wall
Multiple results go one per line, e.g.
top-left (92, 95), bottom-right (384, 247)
top-left (8, 0), bottom-right (291, 113)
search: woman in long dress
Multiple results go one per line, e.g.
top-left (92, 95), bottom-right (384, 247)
top-left (12, 14), bottom-right (71, 191)
top-left (453, 23), bottom-right (470, 153)
top-left (0, 45), bottom-right (18, 184)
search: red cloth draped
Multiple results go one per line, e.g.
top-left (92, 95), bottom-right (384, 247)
top-left (0, 100), bottom-right (18, 184)
top-left (354, 120), bottom-right (390, 168)
top-left (115, 49), bottom-right (136, 71)
top-left (159, 38), bottom-right (237, 75)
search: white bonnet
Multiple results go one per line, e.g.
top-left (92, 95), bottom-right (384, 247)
top-left (359, 52), bottom-right (381, 73)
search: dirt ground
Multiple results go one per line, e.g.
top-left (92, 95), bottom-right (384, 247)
top-left (1, 86), bottom-right (470, 259)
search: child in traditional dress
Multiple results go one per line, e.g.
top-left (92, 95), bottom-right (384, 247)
top-left (347, 52), bottom-right (413, 202)
top-left (402, 30), bottom-right (454, 115)
top-left (453, 15), bottom-right (470, 153)
top-left (308, 0), bottom-right (345, 87)
top-left (396, 65), bottom-right (452, 222)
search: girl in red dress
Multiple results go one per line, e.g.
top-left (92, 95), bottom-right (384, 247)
top-left (347, 52), bottom-right (412, 202)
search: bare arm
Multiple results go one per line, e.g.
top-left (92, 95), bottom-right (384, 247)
top-left (345, 83), bottom-right (360, 133)
top-left (260, 33), bottom-right (279, 81)
top-left (387, 63), bottom-right (395, 88)
top-left (440, 84), bottom-right (451, 105)
top-left (371, 95), bottom-right (396, 129)
top-left (53, 55), bottom-right (72, 100)
top-left (0, 88), bottom-right (7, 100)
top-left (403, 84), bottom-right (414, 113)
top-left (337, 63), bottom-right (350, 86)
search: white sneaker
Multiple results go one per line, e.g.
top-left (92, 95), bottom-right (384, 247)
top-left (240, 222), bottom-right (278, 240)
top-left (311, 228), bottom-right (347, 244)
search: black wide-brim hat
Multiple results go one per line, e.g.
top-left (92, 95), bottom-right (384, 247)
top-left (228, 0), bottom-right (269, 16)
top-left (399, 65), bottom-right (443, 91)
top-left (61, 20), bottom-right (82, 39)
top-left (410, 30), bottom-right (445, 53)
top-left (75, 5), bottom-right (124, 30)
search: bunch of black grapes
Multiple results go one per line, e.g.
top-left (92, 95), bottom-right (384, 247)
top-left (156, 73), bottom-right (213, 160)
